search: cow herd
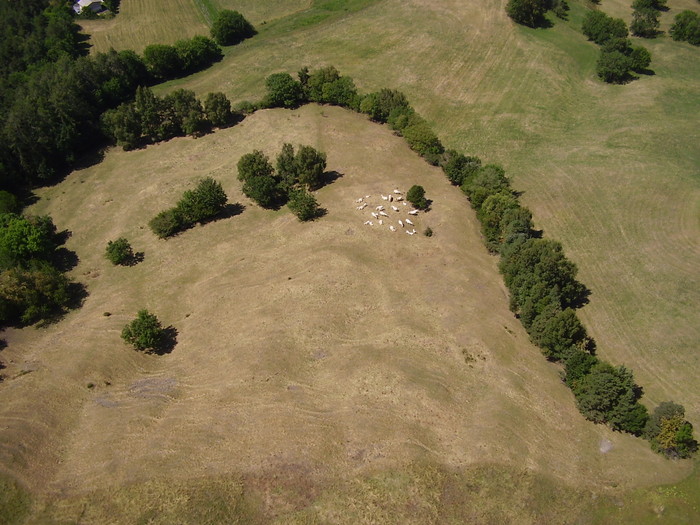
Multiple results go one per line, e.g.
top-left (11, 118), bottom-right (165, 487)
top-left (355, 189), bottom-right (421, 235)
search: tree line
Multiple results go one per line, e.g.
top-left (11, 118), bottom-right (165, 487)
top-left (257, 64), bottom-right (696, 459)
top-left (0, 5), bottom-right (256, 191)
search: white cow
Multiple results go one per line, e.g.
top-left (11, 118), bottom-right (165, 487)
top-left (405, 218), bottom-right (414, 226)
top-left (393, 189), bottom-right (402, 194)
top-left (356, 198), bottom-right (363, 203)
top-left (389, 225), bottom-right (396, 232)
top-left (402, 202), bottom-right (407, 206)
top-left (371, 212), bottom-right (379, 218)
top-left (379, 211), bottom-right (389, 217)
top-left (381, 194), bottom-right (389, 201)
top-left (364, 220), bottom-right (373, 225)
top-left (406, 230), bottom-right (415, 235)
top-left (408, 210), bottom-right (419, 215)
top-left (388, 195), bottom-right (393, 202)
top-left (391, 205), bottom-right (399, 212)
top-left (365, 195), bottom-right (370, 198)
top-left (397, 196), bottom-right (404, 201)
top-left (376, 205), bottom-right (384, 211)
top-left (398, 219), bottom-right (404, 228)
top-left (378, 219), bottom-right (383, 225)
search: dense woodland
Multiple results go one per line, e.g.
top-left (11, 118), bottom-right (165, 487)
top-left (0, 1), bottom-right (696, 459)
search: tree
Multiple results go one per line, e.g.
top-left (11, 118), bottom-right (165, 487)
top-left (629, 46), bottom-right (652, 72)
top-left (210, 10), bottom-right (255, 46)
top-left (407, 185), bottom-right (429, 210)
top-left (176, 177), bottom-right (228, 224)
top-left (203, 92), bottom-right (234, 127)
top-left (630, 8), bottom-right (660, 38)
top-left (402, 121), bottom-right (444, 163)
top-left (288, 189), bottom-right (322, 221)
top-left (360, 89), bottom-right (411, 123)
top-left (461, 164), bottom-right (511, 210)
top-left (264, 73), bottom-right (305, 108)
top-left (442, 151), bottom-right (482, 186)
top-left (173, 36), bottom-right (221, 73)
top-left (149, 209), bottom-right (183, 239)
top-left (0, 214), bottom-right (56, 268)
top-left (105, 238), bottom-right (134, 266)
top-left (506, 0), bottom-right (549, 28)
top-left (572, 363), bottom-right (648, 434)
top-left (121, 309), bottom-right (166, 352)
top-left (477, 192), bottom-right (521, 251)
top-left (528, 304), bottom-right (588, 361)
top-left (304, 66), bottom-right (359, 108)
top-left (142, 44), bottom-right (182, 80)
top-left (644, 402), bottom-right (698, 458)
top-left (596, 50), bottom-right (633, 84)
top-left (295, 145), bottom-right (327, 191)
top-left (564, 350), bottom-right (599, 388)
top-left (276, 143), bottom-right (298, 192)
top-left (237, 150), bottom-right (275, 183)
top-left (101, 102), bottom-right (142, 150)
top-left (582, 11), bottom-right (629, 45)
top-left (670, 11), bottom-right (700, 46)
top-left (242, 175), bottom-right (283, 209)
top-left (163, 89), bottom-right (209, 137)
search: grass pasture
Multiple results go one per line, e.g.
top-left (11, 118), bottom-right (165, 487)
top-left (1, 0), bottom-right (699, 522)
top-left (1, 106), bottom-right (690, 523)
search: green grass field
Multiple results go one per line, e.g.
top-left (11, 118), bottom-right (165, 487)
top-left (1, 0), bottom-right (698, 522)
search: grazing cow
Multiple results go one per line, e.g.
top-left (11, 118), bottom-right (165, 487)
top-left (376, 205), bottom-right (384, 211)
top-left (393, 189), bottom-right (402, 194)
top-left (389, 225), bottom-right (396, 232)
top-left (402, 202), bottom-right (407, 206)
top-left (397, 196), bottom-right (403, 201)
top-left (388, 195), bottom-right (393, 202)
top-left (356, 198), bottom-right (363, 203)
top-left (408, 210), bottom-right (419, 215)
top-left (391, 205), bottom-right (399, 212)
top-left (405, 218), bottom-right (414, 226)
top-left (364, 220), bottom-right (373, 225)
top-left (406, 230), bottom-right (415, 235)
top-left (365, 195), bottom-right (370, 198)
top-left (378, 219), bottom-right (383, 225)
top-left (398, 219), bottom-right (404, 227)
top-left (371, 212), bottom-right (378, 218)
top-left (379, 211), bottom-right (389, 217)
top-left (381, 194), bottom-right (388, 200)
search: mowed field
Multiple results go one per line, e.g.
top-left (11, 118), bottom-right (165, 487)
top-left (3, 106), bottom-right (685, 523)
top-left (1, 0), bottom-right (698, 522)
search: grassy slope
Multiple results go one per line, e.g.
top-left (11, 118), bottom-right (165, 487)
top-left (1, 0), bottom-right (698, 522)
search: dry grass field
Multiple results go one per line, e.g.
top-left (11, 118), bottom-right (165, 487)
top-left (1, 0), bottom-right (698, 522)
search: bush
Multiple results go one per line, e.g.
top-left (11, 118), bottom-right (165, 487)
top-left (173, 35), bottom-right (222, 73)
top-left (670, 10), bottom-right (700, 45)
top-left (630, 8), bottom-right (660, 38)
top-left (175, 177), bottom-right (228, 224)
top-left (295, 145), bottom-right (327, 191)
top-left (0, 213), bottom-right (56, 268)
top-left (506, 0), bottom-right (549, 27)
top-left (288, 189), bottom-right (321, 221)
top-left (402, 121), bottom-right (444, 162)
top-left (121, 309), bottom-right (165, 352)
top-left (360, 89), bottom-right (411, 123)
top-left (105, 238), bottom-right (133, 265)
top-left (441, 151), bottom-right (482, 186)
top-left (461, 164), bottom-right (511, 210)
top-left (644, 402), bottom-right (698, 458)
top-left (211, 10), bottom-right (255, 46)
top-left (149, 209), bottom-right (183, 239)
top-left (263, 73), bottom-right (305, 109)
top-left (237, 150), bottom-right (275, 183)
top-left (142, 44), bottom-right (182, 79)
top-left (203, 92), bottom-right (234, 127)
top-left (407, 185), bottom-right (429, 210)
top-left (242, 175), bottom-right (283, 209)
top-left (582, 11), bottom-right (628, 45)
top-left (528, 304), bottom-right (588, 361)
top-left (564, 350), bottom-right (599, 388)
top-left (596, 50), bottom-right (633, 84)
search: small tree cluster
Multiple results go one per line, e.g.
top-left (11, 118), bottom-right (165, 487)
top-left (210, 10), bottom-right (255, 46)
top-left (142, 36), bottom-right (222, 80)
top-left (630, 0), bottom-right (662, 39)
top-left (149, 177), bottom-right (228, 238)
top-left (105, 238), bottom-right (134, 266)
top-left (505, 0), bottom-right (569, 27)
top-left (581, 10), bottom-right (652, 83)
top-left (644, 402), bottom-right (698, 458)
top-left (103, 87), bottom-right (238, 149)
top-left (670, 10), bottom-right (700, 46)
top-left (237, 145), bottom-right (326, 220)
top-left (263, 66), bottom-right (361, 110)
top-left (121, 309), bottom-right (165, 352)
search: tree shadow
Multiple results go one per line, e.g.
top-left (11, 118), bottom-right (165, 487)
top-left (635, 67), bottom-right (655, 76)
top-left (35, 282), bottom-right (89, 328)
top-left (151, 326), bottom-right (178, 355)
top-left (124, 252), bottom-right (144, 266)
top-left (319, 170), bottom-right (343, 189)
top-left (312, 207), bottom-right (327, 220)
top-left (52, 247), bottom-right (80, 272)
top-left (218, 202), bottom-right (246, 219)
top-left (72, 148), bottom-right (106, 171)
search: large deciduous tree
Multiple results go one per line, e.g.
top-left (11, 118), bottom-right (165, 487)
top-left (210, 10), bottom-right (255, 46)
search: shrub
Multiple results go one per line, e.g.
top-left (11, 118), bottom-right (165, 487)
top-left (564, 350), bottom-right (599, 388)
top-left (442, 151), bottom-right (482, 186)
top-left (173, 35), bottom-right (222, 73)
top-left (581, 11), bottom-right (628, 45)
top-left (596, 50), bottom-right (633, 84)
top-left (407, 185), bottom-right (429, 210)
top-left (121, 309), bottom-right (165, 352)
top-left (142, 44), bottom-right (182, 79)
top-left (211, 10), bottom-right (255, 46)
top-left (237, 150), bottom-right (275, 183)
top-left (203, 92), bottom-right (234, 127)
top-left (424, 227), bottom-right (433, 237)
top-left (629, 46), bottom-right (652, 72)
top-left (176, 177), bottom-right (228, 224)
top-left (360, 89), bottom-right (411, 123)
top-left (105, 238), bottom-right (133, 265)
top-left (461, 164), bottom-right (510, 210)
top-left (0, 214), bottom-right (56, 268)
top-left (288, 189), bottom-right (321, 221)
top-left (630, 8), bottom-right (660, 38)
top-left (644, 402), bottom-right (698, 458)
top-left (264, 73), bottom-right (305, 109)
top-left (506, 0), bottom-right (549, 27)
top-left (242, 175), bottom-right (283, 209)
top-left (149, 209), bottom-right (183, 239)
top-left (402, 121), bottom-right (444, 162)
top-left (528, 304), bottom-right (588, 361)
top-left (670, 10), bottom-right (700, 46)
top-left (295, 145), bottom-right (327, 191)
